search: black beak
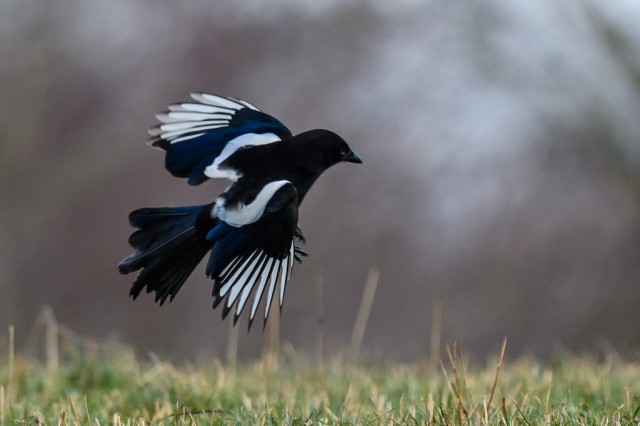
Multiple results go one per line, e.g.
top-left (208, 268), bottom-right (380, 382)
top-left (342, 149), bottom-right (363, 164)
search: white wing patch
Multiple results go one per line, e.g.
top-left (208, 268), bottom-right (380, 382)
top-left (194, 93), bottom-right (250, 110)
top-left (214, 242), bottom-right (296, 326)
top-left (148, 93), bottom-right (273, 146)
top-left (215, 180), bottom-right (290, 227)
top-left (204, 132), bottom-right (281, 181)
top-left (229, 97), bottom-right (260, 111)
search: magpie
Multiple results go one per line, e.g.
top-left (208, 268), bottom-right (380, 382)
top-left (118, 93), bottom-right (362, 330)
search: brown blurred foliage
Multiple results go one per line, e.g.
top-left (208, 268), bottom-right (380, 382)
top-left (1, 0), bottom-right (639, 360)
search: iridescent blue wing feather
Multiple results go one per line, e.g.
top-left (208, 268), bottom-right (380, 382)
top-left (148, 93), bottom-right (292, 185)
top-left (205, 181), bottom-right (298, 329)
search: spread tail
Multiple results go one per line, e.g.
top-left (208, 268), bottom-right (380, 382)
top-left (118, 204), bottom-right (216, 305)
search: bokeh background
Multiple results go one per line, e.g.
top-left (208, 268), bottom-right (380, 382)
top-left (2, 0), bottom-right (640, 361)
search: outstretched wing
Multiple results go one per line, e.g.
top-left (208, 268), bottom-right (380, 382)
top-left (149, 93), bottom-right (292, 185)
top-left (206, 180), bottom-right (299, 329)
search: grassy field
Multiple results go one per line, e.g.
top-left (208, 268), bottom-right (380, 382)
top-left (2, 330), bottom-right (640, 426)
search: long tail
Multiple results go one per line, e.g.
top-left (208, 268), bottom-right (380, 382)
top-left (118, 204), bottom-right (216, 305)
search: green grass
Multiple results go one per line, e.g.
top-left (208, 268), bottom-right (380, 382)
top-left (2, 338), bottom-right (640, 425)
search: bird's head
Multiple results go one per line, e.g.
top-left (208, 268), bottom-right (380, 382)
top-left (295, 129), bottom-right (362, 172)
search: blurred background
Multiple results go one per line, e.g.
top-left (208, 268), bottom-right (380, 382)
top-left (1, 0), bottom-right (639, 361)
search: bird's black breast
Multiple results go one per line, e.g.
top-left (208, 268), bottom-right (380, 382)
top-left (220, 142), bottom-right (321, 203)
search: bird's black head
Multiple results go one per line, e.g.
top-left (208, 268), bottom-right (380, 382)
top-left (293, 129), bottom-right (362, 172)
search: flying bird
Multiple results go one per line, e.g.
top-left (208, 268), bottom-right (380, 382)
top-left (118, 93), bottom-right (362, 329)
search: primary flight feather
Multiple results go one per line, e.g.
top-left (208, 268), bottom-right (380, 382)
top-left (118, 93), bottom-right (362, 330)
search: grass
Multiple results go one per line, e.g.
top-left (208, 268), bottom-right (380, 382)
top-left (2, 331), bottom-right (640, 425)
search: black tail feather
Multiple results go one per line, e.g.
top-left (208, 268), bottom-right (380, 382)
top-left (118, 205), bottom-right (215, 305)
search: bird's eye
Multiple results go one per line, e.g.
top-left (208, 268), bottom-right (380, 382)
top-left (339, 148), bottom-right (348, 157)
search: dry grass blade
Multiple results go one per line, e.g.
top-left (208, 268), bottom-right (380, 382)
top-left (226, 319), bottom-right (239, 368)
top-left (483, 398), bottom-right (489, 425)
top-left (69, 396), bottom-right (82, 426)
top-left (445, 343), bottom-right (468, 423)
top-left (488, 337), bottom-right (507, 411)
top-left (8, 325), bottom-right (14, 387)
top-left (429, 302), bottom-right (441, 370)
top-left (438, 405), bottom-right (451, 426)
top-left (316, 269), bottom-right (324, 374)
top-left (506, 395), bottom-right (532, 426)
top-left (501, 397), bottom-right (508, 424)
top-left (458, 343), bottom-right (474, 409)
top-left (84, 395), bottom-right (91, 426)
top-left (1, 386), bottom-right (4, 426)
top-left (349, 268), bottom-right (379, 363)
top-left (632, 404), bottom-right (640, 422)
top-left (5, 325), bottom-right (13, 426)
top-left (439, 359), bottom-right (458, 399)
top-left (264, 302), bottom-right (280, 370)
top-left (42, 306), bottom-right (59, 373)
